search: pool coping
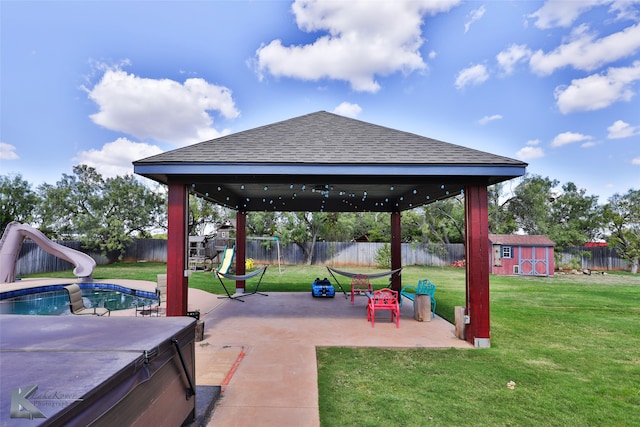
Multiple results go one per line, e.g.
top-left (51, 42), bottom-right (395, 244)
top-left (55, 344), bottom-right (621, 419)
top-left (0, 278), bottom-right (158, 296)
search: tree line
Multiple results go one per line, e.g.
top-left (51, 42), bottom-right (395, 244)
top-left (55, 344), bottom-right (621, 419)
top-left (2, 166), bottom-right (639, 273)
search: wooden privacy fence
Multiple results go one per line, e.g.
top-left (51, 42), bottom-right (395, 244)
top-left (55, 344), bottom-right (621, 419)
top-left (13, 239), bottom-right (629, 276)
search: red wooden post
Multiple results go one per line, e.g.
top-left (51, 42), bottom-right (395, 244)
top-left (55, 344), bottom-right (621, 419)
top-left (390, 211), bottom-right (402, 291)
top-left (464, 184), bottom-right (491, 347)
top-left (235, 211), bottom-right (246, 293)
top-left (166, 182), bottom-right (189, 316)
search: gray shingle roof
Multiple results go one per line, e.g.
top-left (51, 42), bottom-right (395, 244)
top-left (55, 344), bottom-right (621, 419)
top-left (135, 111), bottom-right (525, 166)
top-left (134, 111), bottom-right (527, 212)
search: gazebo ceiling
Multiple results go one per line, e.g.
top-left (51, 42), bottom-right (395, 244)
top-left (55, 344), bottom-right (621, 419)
top-left (134, 111), bottom-right (527, 212)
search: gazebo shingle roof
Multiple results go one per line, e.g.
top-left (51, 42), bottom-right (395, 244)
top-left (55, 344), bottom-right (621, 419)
top-left (134, 111), bottom-right (527, 212)
top-left (136, 111), bottom-right (524, 166)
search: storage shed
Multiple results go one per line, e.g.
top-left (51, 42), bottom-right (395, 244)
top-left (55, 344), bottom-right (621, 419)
top-left (489, 234), bottom-right (555, 276)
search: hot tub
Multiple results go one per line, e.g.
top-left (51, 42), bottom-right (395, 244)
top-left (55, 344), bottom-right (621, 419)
top-left (0, 315), bottom-right (196, 426)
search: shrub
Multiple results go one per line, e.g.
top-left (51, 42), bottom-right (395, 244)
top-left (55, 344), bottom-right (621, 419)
top-left (374, 244), bottom-right (391, 269)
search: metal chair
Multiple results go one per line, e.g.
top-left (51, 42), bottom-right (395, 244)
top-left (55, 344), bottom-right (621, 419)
top-left (64, 284), bottom-right (110, 316)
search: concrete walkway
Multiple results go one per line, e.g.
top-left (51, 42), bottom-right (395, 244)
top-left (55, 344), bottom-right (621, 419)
top-left (193, 291), bottom-right (472, 427)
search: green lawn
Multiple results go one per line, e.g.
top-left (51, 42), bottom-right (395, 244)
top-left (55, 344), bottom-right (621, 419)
top-left (24, 264), bottom-right (640, 426)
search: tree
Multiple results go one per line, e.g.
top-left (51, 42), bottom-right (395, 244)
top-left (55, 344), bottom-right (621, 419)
top-left (508, 175), bottom-right (603, 249)
top-left (0, 174), bottom-right (38, 233)
top-left (604, 189), bottom-right (640, 274)
top-left (352, 212), bottom-right (390, 242)
top-left (38, 165), bottom-right (166, 262)
top-left (547, 182), bottom-right (603, 247)
top-left (189, 196), bottom-right (230, 236)
top-left (401, 209), bottom-right (426, 243)
top-left (278, 212), bottom-right (329, 265)
top-left (508, 175), bottom-right (557, 236)
top-left (247, 211), bottom-right (280, 237)
top-left (488, 183), bottom-right (517, 234)
top-left (422, 196), bottom-right (465, 244)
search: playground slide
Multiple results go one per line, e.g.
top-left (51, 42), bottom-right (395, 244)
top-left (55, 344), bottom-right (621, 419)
top-left (0, 221), bottom-right (96, 283)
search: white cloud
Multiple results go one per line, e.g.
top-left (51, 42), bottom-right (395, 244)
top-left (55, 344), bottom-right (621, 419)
top-left (554, 60), bottom-right (640, 113)
top-left (529, 0), bottom-right (603, 29)
top-left (496, 44), bottom-right (532, 75)
top-left (607, 119), bottom-right (640, 138)
top-left (632, 157), bottom-right (640, 165)
top-left (609, 0), bottom-right (640, 21)
top-left (477, 114), bottom-right (502, 125)
top-left (255, 0), bottom-right (461, 93)
top-left (551, 131), bottom-right (593, 147)
top-left (526, 139), bottom-right (541, 146)
top-left (464, 5), bottom-right (485, 33)
top-left (516, 146), bottom-right (544, 160)
top-left (87, 68), bottom-right (239, 146)
top-left (74, 138), bottom-right (163, 178)
top-left (530, 23), bottom-right (640, 75)
top-left (454, 64), bottom-right (489, 89)
top-left (0, 142), bottom-right (19, 160)
top-left (333, 102), bottom-right (362, 118)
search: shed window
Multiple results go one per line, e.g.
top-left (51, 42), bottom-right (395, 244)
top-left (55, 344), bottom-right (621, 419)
top-left (502, 246), bottom-right (512, 259)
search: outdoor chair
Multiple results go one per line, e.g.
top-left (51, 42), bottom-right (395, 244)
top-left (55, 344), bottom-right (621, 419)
top-left (367, 288), bottom-right (400, 328)
top-left (400, 279), bottom-right (436, 318)
top-left (64, 284), bottom-right (110, 316)
top-left (350, 274), bottom-right (372, 304)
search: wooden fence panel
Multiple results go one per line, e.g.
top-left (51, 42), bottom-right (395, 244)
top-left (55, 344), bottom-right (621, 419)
top-left (11, 239), bottom-right (630, 276)
top-left (557, 246), bottom-right (628, 271)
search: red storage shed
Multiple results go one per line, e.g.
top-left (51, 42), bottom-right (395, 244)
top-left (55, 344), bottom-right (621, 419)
top-left (489, 234), bottom-right (555, 276)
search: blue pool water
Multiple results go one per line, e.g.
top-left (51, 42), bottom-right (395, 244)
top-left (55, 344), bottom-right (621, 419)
top-left (0, 284), bottom-right (159, 315)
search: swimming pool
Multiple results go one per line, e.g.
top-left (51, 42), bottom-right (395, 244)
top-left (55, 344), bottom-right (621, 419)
top-left (0, 283), bottom-right (159, 315)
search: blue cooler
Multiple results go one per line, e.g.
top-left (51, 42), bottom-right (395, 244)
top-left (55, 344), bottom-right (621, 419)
top-left (311, 277), bottom-right (335, 297)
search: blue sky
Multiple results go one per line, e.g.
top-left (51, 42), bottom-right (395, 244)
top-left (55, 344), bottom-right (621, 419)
top-left (1, 0), bottom-right (639, 204)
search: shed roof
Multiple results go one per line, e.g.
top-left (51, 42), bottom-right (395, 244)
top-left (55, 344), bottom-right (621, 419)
top-left (134, 111), bottom-right (527, 212)
top-left (489, 234), bottom-right (555, 246)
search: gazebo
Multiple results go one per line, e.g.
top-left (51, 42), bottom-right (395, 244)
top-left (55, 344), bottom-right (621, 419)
top-left (134, 111), bottom-right (527, 347)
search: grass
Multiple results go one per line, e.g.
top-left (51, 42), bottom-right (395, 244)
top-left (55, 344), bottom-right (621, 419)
top-left (318, 271), bottom-right (640, 427)
top-left (24, 264), bottom-right (640, 426)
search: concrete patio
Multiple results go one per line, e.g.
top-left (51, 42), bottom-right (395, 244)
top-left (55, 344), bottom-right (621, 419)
top-left (0, 280), bottom-right (471, 426)
top-left (193, 289), bottom-right (472, 427)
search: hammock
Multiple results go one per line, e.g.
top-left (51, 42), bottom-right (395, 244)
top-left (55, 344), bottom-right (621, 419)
top-left (326, 267), bottom-right (403, 299)
top-left (215, 265), bottom-right (269, 302)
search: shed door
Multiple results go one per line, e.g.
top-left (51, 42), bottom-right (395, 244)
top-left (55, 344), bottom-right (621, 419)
top-left (519, 246), bottom-right (549, 276)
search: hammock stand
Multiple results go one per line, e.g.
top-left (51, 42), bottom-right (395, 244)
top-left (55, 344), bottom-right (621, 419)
top-left (326, 267), bottom-right (403, 300)
top-left (215, 265), bottom-right (269, 302)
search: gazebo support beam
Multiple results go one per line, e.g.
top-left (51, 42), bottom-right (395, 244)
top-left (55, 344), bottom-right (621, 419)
top-left (235, 211), bottom-right (247, 293)
top-left (166, 182), bottom-right (189, 316)
top-left (464, 184), bottom-right (491, 347)
top-left (390, 211), bottom-right (402, 291)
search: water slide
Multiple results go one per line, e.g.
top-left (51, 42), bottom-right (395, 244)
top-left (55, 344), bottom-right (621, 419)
top-left (0, 221), bottom-right (96, 283)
